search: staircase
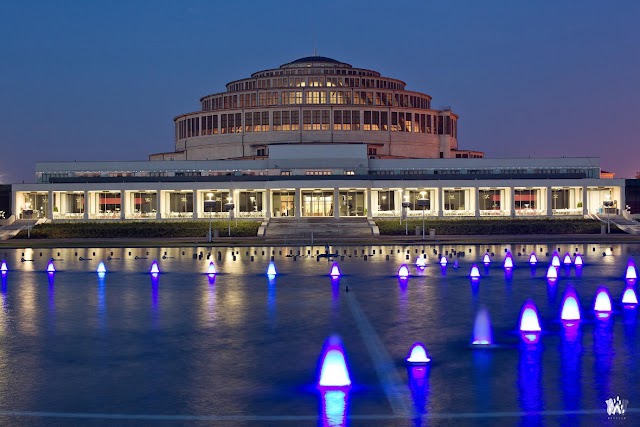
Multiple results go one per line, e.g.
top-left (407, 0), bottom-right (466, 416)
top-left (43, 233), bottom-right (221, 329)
top-left (0, 218), bottom-right (47, 240)
top-left (593, 214), bottom-right (640, 235)
top-left (263, 217), bottom-right (376, 241)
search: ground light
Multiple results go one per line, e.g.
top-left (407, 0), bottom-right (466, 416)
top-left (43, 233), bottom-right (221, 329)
top-left (207, 262), bottom-right (216, 275)
top-left (267, 261), bottom-right (277, 276)
top-left (47, 260), bottom-right (56, 273)
top-left (406, 342), bottom-right (431, 364)
top-left (97, 262), bottom-right (106, 274)
top-left (593, 287), bottom-right (612, 319)
top-left (472, 308), bottom-right (493, 346)
top-left (149, 261), bottom-right (160, 275)
top-left (330, 263), bottom-right (341, 277)
top-left (529, 253), bottom-right (538, 265)
top-left (317, 336), bottom-right (351, 387)
top-left (519, 300), bottom-right (542, 344)
top-left (398, 264), bottom-right (410, 278)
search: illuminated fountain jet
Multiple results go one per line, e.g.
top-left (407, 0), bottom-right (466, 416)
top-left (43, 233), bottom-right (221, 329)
top-left (504, 252), bottom-right (514, 269)
top-left (207, 262), bottom-right (217, 275)
top-left (267, 261), bottom-right (277, 277)
top-left (406, 342), bottom-right (431, 364)
top-left (574, 254), bottom-right (583, 266)
top-left (593, 287), bottom-right (612, 319)
top-left (330, 263), bottom-right (341, 277)
top-left (416, 257), bottom-right (426, 269)
top-left (398, 264), bottom-right (410, 279)
top-left (453, 259), bottom-right (459, 269)
top-left (439, 256), bottom-right (447, 267)
top-left (529, 253), bottom-right (538, 265)
top-left (318, 336), bottom-right (351, 388)
top-left (560, 287), bottom-right (581, 325)
top-left (551, 252), bottom-right (561, 267)
top-left (622, 287), bottom-right (638, 306)
top-left (546, 264), bottom-right (558, 281)
top-left (626, 260), bottom-right (637, 280)
top-left (469, 264), bottom-right (481, 280)
top-left (472, 308), bottom-right (493, 346)
top-left (563, 253), bottom-right (572, 265)
top-left (96, 261), bottom-right (106, 274)
top-left (149, 260), bottom-right (160, 275)
top-left (483, 253), bottom-right (491, 265)
top-left (0, 260), bottom-right (7, 274)
top-left (519, 300), bottom-right (542, 343)
top-left (47, 260), bottom-right (56, 273)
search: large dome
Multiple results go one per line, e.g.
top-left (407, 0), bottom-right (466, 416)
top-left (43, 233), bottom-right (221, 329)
top-left (281, 56), bottom-right (351, 68)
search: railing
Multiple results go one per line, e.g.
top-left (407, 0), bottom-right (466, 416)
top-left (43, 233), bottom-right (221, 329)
top-left (552, 208), bottom-right (582, 216)
top-left (90, 213), bottom-right (121, 219)
top-left (407, 210), bottom-right (437, 217)
top-left (128, 212), bottom-right (157, 219)
top-left (53, 213), bottom-right (84, 220)
top-left (515, 209), bottom-right (545, 217)
top-left (237, 211), bottom-right (266, 218)
top-left (443, 210), bottom-right (475, 217)
top-left (164, 212), bottom-right (194, 218)
top-left (479, 210), bottom-right (510, 217)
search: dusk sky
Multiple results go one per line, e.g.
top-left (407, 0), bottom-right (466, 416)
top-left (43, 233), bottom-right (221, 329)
top-left (1, 1), bottom-right (638, 184)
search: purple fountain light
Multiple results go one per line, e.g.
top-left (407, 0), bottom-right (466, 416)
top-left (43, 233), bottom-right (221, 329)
top-left (546, 264), bottom-right (558, 280)
top-left (469, 264), bottom-right (480, 280)
top-left (574, 254), bottom-right (583, 266)
top-left (318, 335), bottom-right (351, 388)
top-left (504, 252), bottom-right (514, 269)
top-left (483, 253), bottom-right (491, 265)
top-left (625, 260), bottom-right (637, 280)
top-left (0, 260), bottom-right (7, 274)
top-left (472, 308), bottom-right (493, 346)
top-left (439, 256), bottom-right (447, 267)
top-left (149, 260), bottom-right (160, 275)
top-left (593, 287), bottom-right (612, 319)
top-left (519, 300), bottom-right (541, 343)
top-left (47, 260), bottom-right (56, 273)
top-left (551, 252), bottom-right (561, 267)
top-left (529, 253), bottom-right (538, 265)
top-left (330, 263), bottom-right (341, 277)
top-left (398, 264), bottom-right (409, 278)
top-left (416, 256), bottom-right (426, 269)
top-left (563, 253), bottom-right (572, 265)
top-left (561, 287), bottom-right (581, 326)
top-left (406, 342), bottom-right (431, 364)
top-left (207, 261), bottom-right (217, 276)
top-left (622, 287), bottom-right (638, 306)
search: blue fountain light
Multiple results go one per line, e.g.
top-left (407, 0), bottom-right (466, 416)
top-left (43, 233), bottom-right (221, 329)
top-left (622, 287), bottom-right (638, 305)
top-left (574, 254), bottom-right (583, 266)
top-left (439, 256), bottom-right (447, 267)
top-left (207, 262), bottom-right (217, 275)
top-left (406, 342), bottom-right (431, 364)
top-left (483, 253), bottom-right (491, 265)
top-left (149, 260), bottom-right (160, 275)
top-left (551, 252), bottom-right (561, 267)
top-left (469, 264), bottom-right (480, 279)
top-left (267, 261), bottom-right (277, 277)
top-left (563, 253), bottom-right (572, 265)
top-left (593, 287), bottom-right (612, 319)
top-left (0, 260), bottom-right (7, 274)
top-left (398, 264), bottom-right (410, 278)
top-left (504, 252), bottom-right (514, 269)
top-left (529, 253), bottom-right (538, 265)
top-left (97, 261), bottom-right (106, 274)
top-left (472, 308), bottom-right (493, 346)
top-left (416, 257), bottom-right (426, 269)
top-left (561, 288), bottom-right (581, 322)
top-left (626, 262), bottom-right (637, 280)
top-left (546, 264), bottom-right (558, 280)
top-left (330, 263), bottom-right (341, 277)
top-left (320, 389), bottom-right (348, 427)
top-left (47, 260), bottom-right (56, 273)
top-left (453, 259), bottom-right (459, 269)
top-left (318, 336), bottom-right (351, 388)
top-left (519, 300), bottom-right (542, 332)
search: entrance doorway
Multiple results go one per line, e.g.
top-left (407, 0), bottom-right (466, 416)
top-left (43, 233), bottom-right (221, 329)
top-left (302, 190), bottom-right (333, 216)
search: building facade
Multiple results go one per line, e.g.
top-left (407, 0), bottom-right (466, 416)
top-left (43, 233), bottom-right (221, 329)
top-left (11, 56), bottom-right (624, 222)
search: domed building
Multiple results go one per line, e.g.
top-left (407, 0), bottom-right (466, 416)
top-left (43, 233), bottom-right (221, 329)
top-left (151, 56), bottom-right (482, 161)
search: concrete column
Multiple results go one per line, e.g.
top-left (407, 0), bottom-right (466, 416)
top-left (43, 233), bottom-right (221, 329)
top-left (474, 187), bottom-right (480, 218)
top-left (265, 189), bottom-right (271, 219)
top-left (12, 190), bottom-right (19, 219)
top-left (156, 191), bottom-right (162, 219)
top-left (546, 186), bottom-right (553, 217)
top-left (582, 186), bottom-right (588, 215)
top-left (510, 187), bottom-right (516, 217)
top-left (436, 188), bottom-right (443, 217)
top-left (232, 190), bottom-right (239, 218)
top-left (366, 187), bottom-right (372, 219)
top-left (192, 190), bottom-right (199, 219)
top-left (333, 188), bottom-right (340, 219)
top-left (398, 189), bottom-right (403, 217)
top-left (618, 186), bottom-right (626, 215)
top-left (83, 191), bottom-right (90, 220)
top-left (47, 191), bottom-right (54, 219)
top-left (295, 188), bottom-right (302, 217)
top-left (120, 190), bottom-right (126, 220)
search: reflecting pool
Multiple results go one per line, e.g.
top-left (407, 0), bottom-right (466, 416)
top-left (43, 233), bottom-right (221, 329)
top-left (0, 242), bottom-right (637, 425)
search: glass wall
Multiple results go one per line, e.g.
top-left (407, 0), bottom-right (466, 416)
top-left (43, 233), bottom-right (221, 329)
top-left (404, 190), bottom-right (433, 211)
top-left (202, 191), bottom-right (231, 216)
top-left (272, 191), bottom-right (294, 217)
top-left (377, 190), bottom-right (395, 212)
top-left (443, 189), bottom-right (467, 212)
top-left (302, 190), bottom-right (333, 217)
top-left (339, 190), bottom-right (365, 216)
top-left (239, 191), bottom-right (264, 216)
top-left (168, 192), bottom-right (193, 217)
top-left (514, 188), bottom-right (542, 215)
top-left (130, 192), bottom-right (157, 218)
top-left (20, 192), bottom-right (48, 218)
top-left (97, 192), bottom-right (121, 218)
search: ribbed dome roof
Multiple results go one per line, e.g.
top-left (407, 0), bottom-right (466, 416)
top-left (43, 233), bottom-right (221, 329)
top-left (281, 56), bottom-right (352, 68)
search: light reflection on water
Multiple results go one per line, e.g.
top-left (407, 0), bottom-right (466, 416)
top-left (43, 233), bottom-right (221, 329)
top-left (0, 243), bottom-right (635, 422)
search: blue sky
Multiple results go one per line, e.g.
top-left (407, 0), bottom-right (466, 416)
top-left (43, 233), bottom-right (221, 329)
top-left (1, 0), bottom-right (638, 183)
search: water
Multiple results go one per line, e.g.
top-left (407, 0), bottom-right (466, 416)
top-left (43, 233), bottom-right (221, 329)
top-left (0, 243), bottom-right (638, 426)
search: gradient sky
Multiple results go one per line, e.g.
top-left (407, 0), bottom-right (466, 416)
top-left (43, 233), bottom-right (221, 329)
top-left (1, 0), bottom-right (638, 184)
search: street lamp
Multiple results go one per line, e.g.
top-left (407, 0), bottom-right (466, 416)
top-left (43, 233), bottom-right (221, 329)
top-left (401, 201), bottom-right (411, 235)
top-left (224, 200), bottom-right (235, 237)
top-left (603, 195), bottom-right (614, 234)
top-left (417, 197), bottom-right (429, 240)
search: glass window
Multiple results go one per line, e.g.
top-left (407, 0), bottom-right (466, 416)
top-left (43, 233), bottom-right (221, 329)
top-left (203, 191), bottom-right (232, 213)
top-left (377, 190), bottom-right (395, 211)
top-left (169, 192), bottom-right (193, 216)
top-left (479, 189), bottom-right (501, 210)
top-left (444, 190), bottom-right (465, 211)
top-left (239, 191), bottom-right (263, 213)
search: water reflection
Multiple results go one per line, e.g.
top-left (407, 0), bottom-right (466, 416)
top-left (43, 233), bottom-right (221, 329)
top-left (331, 276), bottom-right (340, 303)
top-left (319, 388), bottom-right (349, 427)
top-left (97, 273), bottom-right (106, 330)
top-left (592, 316), bottom-right (614, 406)
top-left (560, 322), bottom-right (582, 424)
top-left (150, 273), bottom-right (159, 328)
top-left (267, 275), bottom-right (276, 323)
top-left (407, 364), bottom-right (430, 424)
top-left (518, 341), bottom-right (544, 426)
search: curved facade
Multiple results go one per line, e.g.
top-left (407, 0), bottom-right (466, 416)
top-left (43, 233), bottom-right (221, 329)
top-left (152, 56), bottom-right (480, 161)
